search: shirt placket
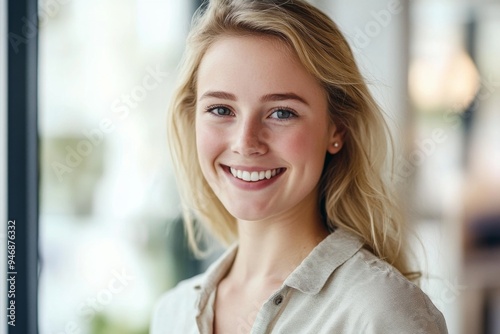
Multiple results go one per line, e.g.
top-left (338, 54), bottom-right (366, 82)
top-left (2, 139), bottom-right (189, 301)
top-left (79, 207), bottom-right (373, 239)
top-left (251, 287), bottom-right (289, 334)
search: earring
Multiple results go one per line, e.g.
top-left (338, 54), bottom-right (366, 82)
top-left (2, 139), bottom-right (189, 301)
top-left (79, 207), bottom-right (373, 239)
top-left (334, 142), bottom-right (339, 148)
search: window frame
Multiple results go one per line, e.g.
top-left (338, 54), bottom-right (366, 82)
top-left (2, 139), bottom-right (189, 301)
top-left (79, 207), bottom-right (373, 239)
top-left (7, 0), bottom-right (39, 332)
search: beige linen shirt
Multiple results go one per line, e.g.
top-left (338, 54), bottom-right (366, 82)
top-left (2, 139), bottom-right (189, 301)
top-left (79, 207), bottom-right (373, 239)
top-left (151, 227), bottom-right (448, 334)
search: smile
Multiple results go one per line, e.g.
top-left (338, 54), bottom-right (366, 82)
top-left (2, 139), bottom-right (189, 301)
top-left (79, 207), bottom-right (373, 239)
top-left (229, 167), bottom-right (284, 182)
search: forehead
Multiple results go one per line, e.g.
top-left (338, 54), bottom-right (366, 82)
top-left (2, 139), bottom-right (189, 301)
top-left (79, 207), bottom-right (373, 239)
top-left (196, 34), bottom-right (326, 103)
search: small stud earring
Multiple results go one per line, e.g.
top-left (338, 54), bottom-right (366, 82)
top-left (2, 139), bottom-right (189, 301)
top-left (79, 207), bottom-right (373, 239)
top-left (334, 142), bottom-right (339, 148)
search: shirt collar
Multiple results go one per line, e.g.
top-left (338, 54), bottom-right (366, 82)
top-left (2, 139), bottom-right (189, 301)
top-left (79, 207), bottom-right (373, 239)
top-left (194, 243), bottom-right (238, 310)
top-left (193, 243), bottom-right (238, 333)
top-left (283, 227), bottom-right (364, 294)
top-left (193, 227), bottom-right (364, 300)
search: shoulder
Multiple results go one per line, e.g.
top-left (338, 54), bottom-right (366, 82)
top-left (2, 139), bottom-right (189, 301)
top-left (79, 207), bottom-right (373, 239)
top-left (150, 274), bottom-right (204, 334)
top-left (332, 248), bottom-right (448, 333)
top-left (150, 244), bottom-right (236, 333)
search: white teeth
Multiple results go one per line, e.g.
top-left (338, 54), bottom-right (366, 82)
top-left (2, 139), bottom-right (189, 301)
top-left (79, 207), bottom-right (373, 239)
top-left (229, 167), bottom-right (283, 182)
top-left (242, 171), bottom-right (251, 181)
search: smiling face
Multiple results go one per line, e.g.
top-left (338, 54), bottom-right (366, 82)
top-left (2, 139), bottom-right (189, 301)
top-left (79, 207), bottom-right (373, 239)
top-left (195, 35), bottom-right (342, 223)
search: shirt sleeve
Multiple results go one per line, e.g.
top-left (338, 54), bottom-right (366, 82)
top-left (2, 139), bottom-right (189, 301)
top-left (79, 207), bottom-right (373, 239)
top-left (357, 278), bottom-right (448, 334)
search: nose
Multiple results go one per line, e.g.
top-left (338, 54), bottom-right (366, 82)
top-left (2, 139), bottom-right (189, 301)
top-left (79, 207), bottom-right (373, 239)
top-left (231, 117), bottom-right (268, 156)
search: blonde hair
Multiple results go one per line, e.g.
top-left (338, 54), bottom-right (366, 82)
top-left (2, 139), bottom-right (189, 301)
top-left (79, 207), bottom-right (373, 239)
top-left (168, 0), bottom-right (416, 279)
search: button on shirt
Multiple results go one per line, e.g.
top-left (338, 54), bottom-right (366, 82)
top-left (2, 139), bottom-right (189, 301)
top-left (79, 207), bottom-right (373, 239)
top-left (151, 227), bottom-right (448, 333)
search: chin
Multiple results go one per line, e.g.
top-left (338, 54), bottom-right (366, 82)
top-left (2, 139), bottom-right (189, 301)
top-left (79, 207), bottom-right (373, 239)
top-left (225, 205), bottom-right (272, 222)
top-left (228, 211), bottom-right (262, 222)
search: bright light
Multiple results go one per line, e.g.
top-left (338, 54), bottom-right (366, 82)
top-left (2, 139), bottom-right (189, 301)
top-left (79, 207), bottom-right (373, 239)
top-left (409, 49), bottom-right (480, 111)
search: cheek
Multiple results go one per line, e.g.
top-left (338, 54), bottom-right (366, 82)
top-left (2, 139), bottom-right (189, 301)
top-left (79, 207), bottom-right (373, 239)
top-left (196, 123), bottom-right (222, 169)
top-left (281, 126), bottom-right (328, 165)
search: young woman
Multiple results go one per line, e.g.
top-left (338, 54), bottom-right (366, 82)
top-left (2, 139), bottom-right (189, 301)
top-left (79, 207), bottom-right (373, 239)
top-left (152, 0), bottom-right (448, 333)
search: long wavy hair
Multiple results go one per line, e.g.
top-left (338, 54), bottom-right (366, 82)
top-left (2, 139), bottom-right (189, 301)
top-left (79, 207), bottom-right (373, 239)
top-left (168, 0), bottom-right (416, 279)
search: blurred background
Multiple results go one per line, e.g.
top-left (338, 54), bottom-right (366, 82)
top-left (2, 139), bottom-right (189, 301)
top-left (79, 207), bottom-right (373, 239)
top-left (2, 0), bottom-right (498, 333)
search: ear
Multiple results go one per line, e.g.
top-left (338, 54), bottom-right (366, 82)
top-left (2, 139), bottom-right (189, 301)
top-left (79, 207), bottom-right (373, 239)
top-left (327, 124), bottom-right (345, 154)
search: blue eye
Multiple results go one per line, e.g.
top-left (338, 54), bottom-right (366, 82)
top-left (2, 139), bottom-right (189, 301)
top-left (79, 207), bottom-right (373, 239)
top-left (270, 109), bottom-right (296, 120)
top-left (208, 106), bottom-right (233, 116)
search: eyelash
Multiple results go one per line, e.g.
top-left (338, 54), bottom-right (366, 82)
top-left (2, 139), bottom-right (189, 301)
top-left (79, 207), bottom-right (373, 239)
top-left (205, 105), bottom-right (234, 117)
top-left (269, 107), bottom-right (298, 120)
top-left (205, 105), bottom-right (298, 121)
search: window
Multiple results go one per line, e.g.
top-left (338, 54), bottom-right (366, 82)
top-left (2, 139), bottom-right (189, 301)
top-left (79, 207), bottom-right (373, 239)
top-left (38, 1), bottom-right (194, 333)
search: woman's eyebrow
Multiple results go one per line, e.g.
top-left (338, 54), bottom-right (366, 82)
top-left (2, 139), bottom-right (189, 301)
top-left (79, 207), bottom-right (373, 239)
top-left (199, 91), bottom-right (309, 106)
top-left (199, 91), bottom-right (236, 101)
top-left (261, 93), bottom-right (309, 106)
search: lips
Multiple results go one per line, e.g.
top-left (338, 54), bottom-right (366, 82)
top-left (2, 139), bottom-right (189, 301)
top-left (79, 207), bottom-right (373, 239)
top-left (229, 167), bottom-right (284, 182)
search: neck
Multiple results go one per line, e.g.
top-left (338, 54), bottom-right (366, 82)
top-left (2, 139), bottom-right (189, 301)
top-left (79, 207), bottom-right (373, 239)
top-left (228, 201), bottom-right (329, 285)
